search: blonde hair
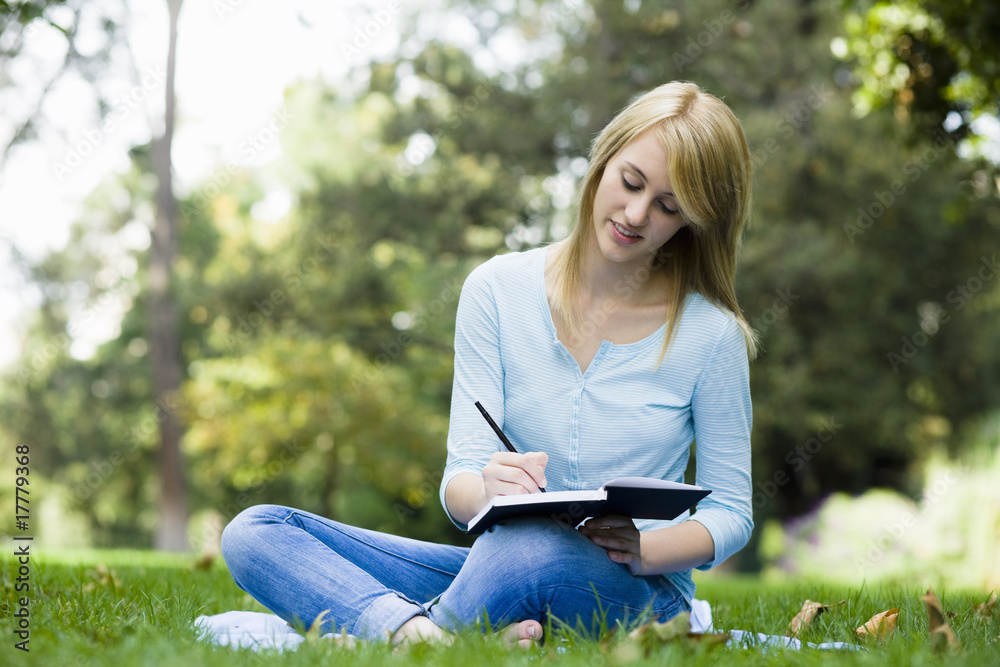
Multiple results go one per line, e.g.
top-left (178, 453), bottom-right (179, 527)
top-left (552, 81), bottom-right (758, 359)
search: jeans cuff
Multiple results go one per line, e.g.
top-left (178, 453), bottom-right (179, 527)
top-left (352, 592), bottom-right (425, 642)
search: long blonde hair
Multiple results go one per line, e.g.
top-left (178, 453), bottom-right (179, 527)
top-left (551, 81), bottom-right (758, 359)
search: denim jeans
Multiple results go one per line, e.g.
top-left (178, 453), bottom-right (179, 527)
top-left (221, 504), bottom-right (689, 642)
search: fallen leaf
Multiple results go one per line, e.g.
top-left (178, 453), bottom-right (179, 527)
top-left (922, 588), bottom-right (962, 652)
top-left (189, 553), bottom-right (216, 571)
top-left (628, 611), bottom-right (690, 643)
top-left (82, 564), bottom-right (122, 592)
top-left (855, 608), bottom-right (899, 641)
top-left (619, 613), bottom-right (729, 657)
top-left (974, 591), bottom-right (998, 619)
top-left (686, 631), bottom-right (731, 648)
top-left (787, 599), bottom-right (846, 638)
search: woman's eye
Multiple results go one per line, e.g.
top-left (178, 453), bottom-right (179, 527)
top-left (622, 176), bottom-right (640, 191)
top-left (658, 201), bottom-right (679, 215)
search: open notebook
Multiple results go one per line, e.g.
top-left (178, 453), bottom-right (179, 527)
top-left (467, 476), bottom-right (711, 534)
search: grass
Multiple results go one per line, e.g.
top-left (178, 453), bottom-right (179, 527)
top-left (2, 548), bottom-right (997, 666)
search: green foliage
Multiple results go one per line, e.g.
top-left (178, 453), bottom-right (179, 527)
top-left (0, 0), bottom-right (129, 152)
top-left (761, 418), bottom-right (1000, 590)
top-left (1, 0), bottom-right (999, 560)
top-left (836, 0), bottom-right (1000, 138)
top-left (2, 550), bottom-right (999, 665)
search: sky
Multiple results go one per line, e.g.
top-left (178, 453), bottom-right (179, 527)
top-left (0, 0), bottom-right (544, 369)
top-left (0, 0), bottom-right (411, 367)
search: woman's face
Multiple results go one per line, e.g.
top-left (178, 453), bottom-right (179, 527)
top-left (590, 131), bottom-right (686, 266)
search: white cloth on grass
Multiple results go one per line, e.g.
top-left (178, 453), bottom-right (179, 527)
top-left (194, 610), bottom-right (333, 652)
top-left (194, 599), bottom-right (856, 652)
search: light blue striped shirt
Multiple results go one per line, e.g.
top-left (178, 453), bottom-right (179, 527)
top-left (440, 247), bottom-right (753, 602)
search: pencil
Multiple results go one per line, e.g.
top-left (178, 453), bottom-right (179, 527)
top-left (474, 401), bottom-right (546, 492)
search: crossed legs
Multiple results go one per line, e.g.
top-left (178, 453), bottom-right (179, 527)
top-left (222, 506), bottom-right (687, 644)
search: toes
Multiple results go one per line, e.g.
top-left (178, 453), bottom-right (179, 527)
top-left (501, 620), bottom-right (542, 647)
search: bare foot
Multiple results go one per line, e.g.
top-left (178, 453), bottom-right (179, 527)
top-left (501, 620), bottom-right (543, 648)
top-left (390, 615), bottom-right (452, 646)
top-left (391, 615), bottom-right (542, 649)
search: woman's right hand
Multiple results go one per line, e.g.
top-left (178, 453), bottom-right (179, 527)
top-left (481, 451), bottom-right (548, 501)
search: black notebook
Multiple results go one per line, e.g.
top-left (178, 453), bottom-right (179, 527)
top-left (466, 477), bottom-right (711, 534)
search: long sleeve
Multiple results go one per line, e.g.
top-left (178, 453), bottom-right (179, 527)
top-left (439, 258), bottom-right (507, 529)
top-left (686, 316), bottom-right (754, 568)
top-left (437, 248), bottom-right (755, 588)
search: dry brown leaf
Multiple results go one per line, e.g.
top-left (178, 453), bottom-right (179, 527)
top-left (922, 588), bottom-right (962, 652)
top-left (189, 553), bottom-right (216, 571)
top-left (619, 613), bottom-right (728, 657)
top-left (619, 613), bottom-right (690, 659)
top-left (787, 599), bottom-right (846, 638)
top-left (82, 564), bottom-right (122, 592)
top-left (974, 591), bottom-right (998, 619)
top-left (627, 611), bottom-right (690, 642)
top-left (855, 607), bottom-right (899, 641)
top-left (685, 631), bottom-right (731, 648)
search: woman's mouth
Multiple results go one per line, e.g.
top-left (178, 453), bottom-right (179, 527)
top-left (612, 221), bottom-right (642, 243)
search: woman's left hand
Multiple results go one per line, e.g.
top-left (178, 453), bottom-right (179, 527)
top-left (578, 515), bottom-right (643, 575)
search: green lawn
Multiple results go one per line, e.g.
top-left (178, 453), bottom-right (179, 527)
top-left (2, 548), bottom-right (997, 665)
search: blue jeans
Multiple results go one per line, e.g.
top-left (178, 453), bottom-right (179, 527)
top-left (221, 504), bottom-right (689, 642)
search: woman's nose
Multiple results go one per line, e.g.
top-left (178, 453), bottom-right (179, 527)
top-left (625, 197), bottom-right (651, 225)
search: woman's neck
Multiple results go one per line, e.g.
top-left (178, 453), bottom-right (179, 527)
top-left (576, 239), bottom-right (668, 307)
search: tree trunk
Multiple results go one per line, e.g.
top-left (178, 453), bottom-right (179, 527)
top-left (150, 0), bottom-right (187, 551)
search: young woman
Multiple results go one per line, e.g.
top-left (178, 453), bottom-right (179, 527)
top-left (221, 80), bottom-right (757, 646)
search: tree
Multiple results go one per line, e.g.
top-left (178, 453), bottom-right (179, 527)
top-left (0, 0), bottom-right (190, 549)
top-left (2, 0), bottom-right (997, 562)
top-left (148, 0), bottom-right (187, 551)
top-left (382, 0), bottom-right (1000, 541)
top-left (0, 0), bottom-right (127, 158)
top-left (835, 0), bottom-right (1000, 141)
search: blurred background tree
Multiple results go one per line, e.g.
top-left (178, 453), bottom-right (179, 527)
top-left (0, 0), bottom-right (997, 571)
top-left (837, 0), bottom-right (1000, 143)
top-left (0, 0), bottom-right (128, 159)
top-left (1, 0), bottom-right (191, 550)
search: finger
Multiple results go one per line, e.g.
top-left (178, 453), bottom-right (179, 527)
top-left (607, 549), bottom-right (638, 564)
top-left (483, 461), bottom-right (545, 495)
top-left (582, 514), bottom-right (633, 529)
top-left (521, 452), bottom-right (548, 488)
top-left (485, 481), bottom-right (527, 497)
top-left (585, 533), bottom-right (639, 553)
top-left (484, 474), bottom-right (537, 497)
top-left (488, 452), bottom-right (547, 490)
top-left (488, 452), bottom-right (529, 466)
top-left (607, 550), bottom-right (642, 575)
